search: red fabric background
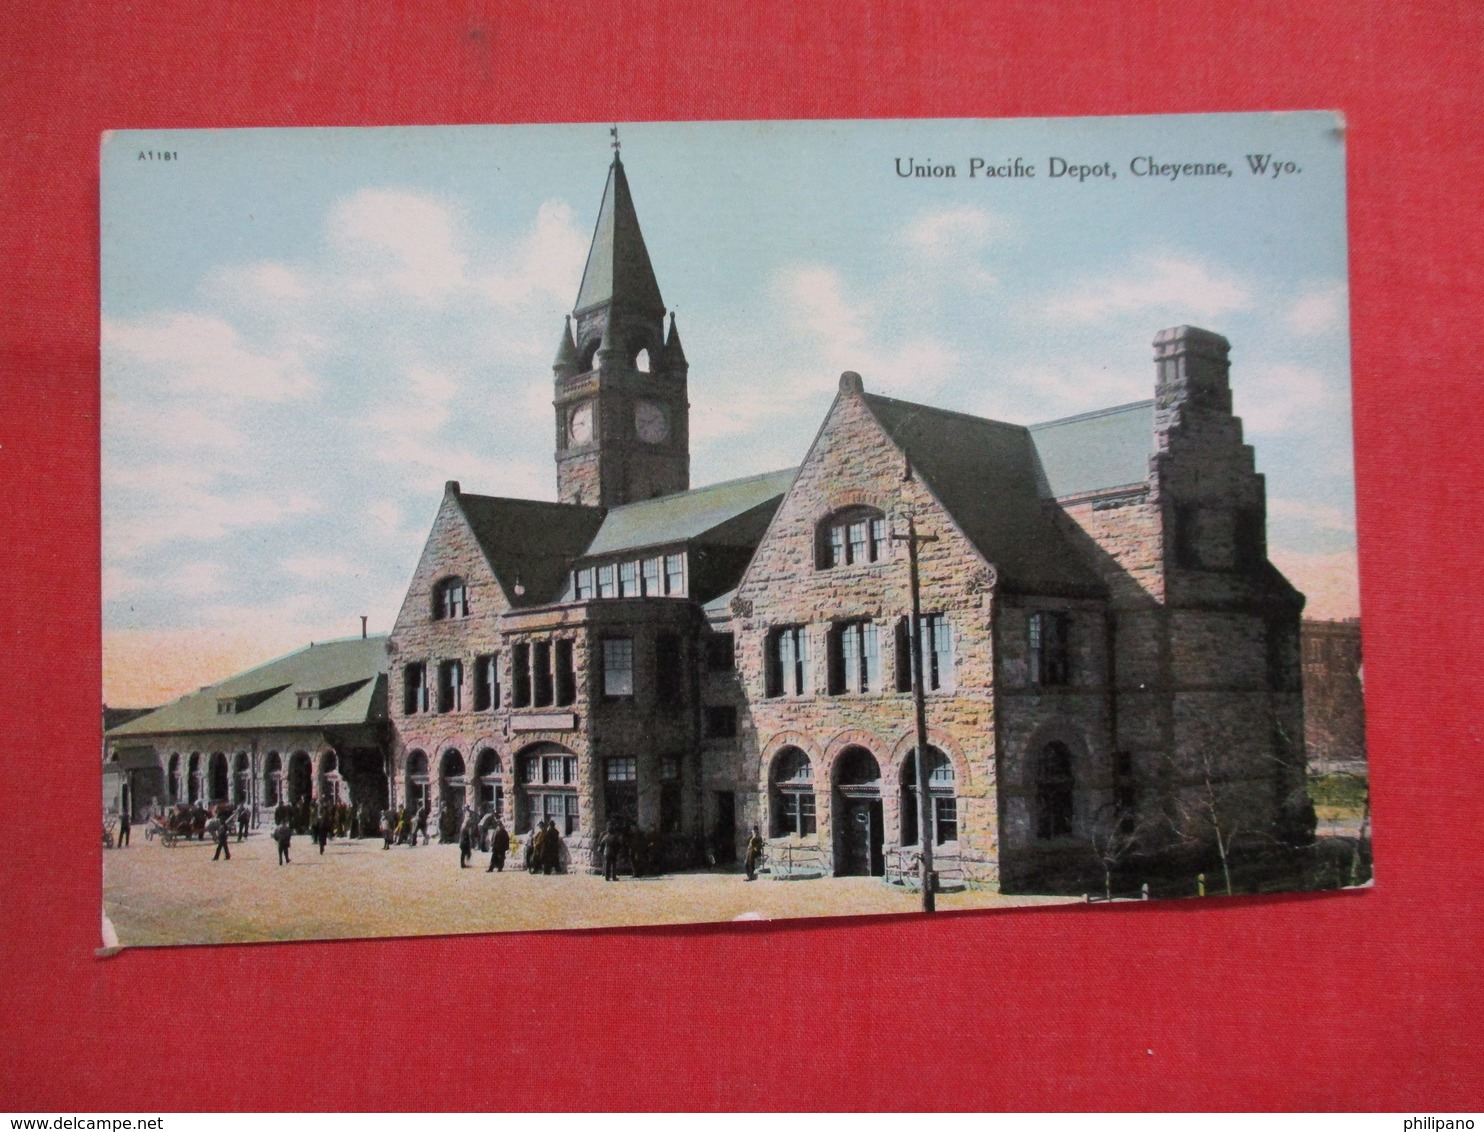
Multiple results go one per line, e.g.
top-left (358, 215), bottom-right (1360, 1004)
top-left (2, 0), bottom-right (1481, 1111)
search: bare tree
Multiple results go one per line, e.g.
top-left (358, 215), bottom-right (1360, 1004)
top-left (1087, 801), bottom-right (1153, 901)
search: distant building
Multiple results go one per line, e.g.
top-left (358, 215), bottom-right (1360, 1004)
top-left (104, 635), bottom-right (388, 823)
top-left (1301, 618), bottom-right (1366, 776)
top-left (108, 150), bottom-right (1312, 889)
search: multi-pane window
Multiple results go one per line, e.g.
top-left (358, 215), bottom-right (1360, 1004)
top-left (511, 643), bottom-right (532, 707)
top-left (642, 557), bottom-right (662, 596)
top-left (605, 756), bottom-right (637, 782)
top-left (602, 638), bottom-right (634, 699)
top-left (603, 756), bottom-right (638, 827)
top-left (770, 749), bottom-right (816, 837)
top-left (403, 662), bottom-right (428, 714)
top-left (522, 751), bottom-right (579, 834)
top-left (574, 568), bottom-right (595, 601)
top-left (619, 561), bottom-right (640, 597)
top-left (665, 554), bottom-right (685, 596)
top-left (656, 633), bottom-right (684, 708)
top-left (1035, 741), bottom-right (1075, 839)
top-left (437, 659), bottom-right (463, 713)
top-left (765, 626), bottom-right (810, 698)
top-left (598, 565), bottom-right (617, 599)
top-left (434, 577), bottom-right (468, 620)
top-left (821, 510), bottom-right (887, 568)
top-left (474, 654), bottom-right (499, 711)
top-left (1028, 611), bottom-right (1070, 686)
top-left (829, 621), bottom-right (879, 694)
top-left (902, 749), bottom-right (958, 846)
top-left (895, 615), bottom-right (953, 692)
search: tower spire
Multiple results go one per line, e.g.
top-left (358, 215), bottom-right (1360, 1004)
top-left (572, 145), bottom-right (664, 318)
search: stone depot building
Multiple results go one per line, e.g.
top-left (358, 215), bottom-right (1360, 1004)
top-left (107, 152), bottom-right (1315, 891)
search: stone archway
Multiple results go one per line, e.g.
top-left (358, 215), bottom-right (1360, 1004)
top-left (832, 746), bottom-right (884, 877)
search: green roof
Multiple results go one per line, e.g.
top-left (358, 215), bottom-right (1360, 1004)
top-left (106, 635), bottom-right (389, 739)
top-left (862, 394), bottom-right (1105, 596)
top-left (1028, 400), bottom-right (1154, 498)
top-left (455, 493), bottom-right (607, 607)
top-left (583, 468), bottom-right (796, 557)
top-left (573, 157), bottom-right (665, 317)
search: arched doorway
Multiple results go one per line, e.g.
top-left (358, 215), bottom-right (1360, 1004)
top-left (769, 747), bottom-right (816, 838)
top-left (168, 753), bottom-right (181, 805)
top-left (207, 752), bottom-right (229, 803)
top-left (833, 747), bottom-right (884, 876)
top-left (473, 748), bottom-right (503, 818)
top-left (405, 750), bottom-right (429, 815)
top-left (318, 751), bottom-right (344, 804)
top-left (901, 747), bottom-right (957, 848)
top-left (263, 752), bottom-right (283, 808)
top-left (232, 752), bottom-right (250, 806)
top-left (187, 753), bottom-right (203, 803)
top-left (439, 749), bottom-right (466, 840)
top-left (287, 751), bottom-right (313, 805)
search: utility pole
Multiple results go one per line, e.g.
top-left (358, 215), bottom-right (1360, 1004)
top-left (892, 512), bottom-right (939, 913)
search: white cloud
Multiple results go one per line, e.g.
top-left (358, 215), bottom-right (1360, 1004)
top-left (281, 553), bottom-right (362, 580)
top-left (103, 313), bottom-right (317, 402)
top-left (1042, 255), bottom-right (1252, 324)
top-left (107, 481), bottom-right (322, 556)
top-left (1232, 361), bottom-right (1334, 433)
top-left (1286, 281), bottom-right (1346, 336)
top-left (894, 205), bottom-right (1010, 287)
top-left (327, 189), bottom-right (468, 300)
top-left (479, 199), bottom-right (588, 307)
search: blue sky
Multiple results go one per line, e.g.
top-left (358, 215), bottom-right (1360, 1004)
top-left (101, 114), bottom-right (1355, 703)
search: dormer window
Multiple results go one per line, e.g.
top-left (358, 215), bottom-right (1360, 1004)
top-left (216, 698), bottom-right (236, 715)
top-left (434, 577), bottom-right (468, 620)
top-left (296, 692), bottom-right (320, 711)
top-left (818, 507), bottom-right (887, 569)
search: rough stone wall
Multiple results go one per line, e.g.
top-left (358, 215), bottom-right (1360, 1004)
top-left (730, 387), bottom-right (1001, 884)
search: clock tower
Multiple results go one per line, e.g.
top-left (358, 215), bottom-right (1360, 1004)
top-left (554, 143), bottom-right (690, 508)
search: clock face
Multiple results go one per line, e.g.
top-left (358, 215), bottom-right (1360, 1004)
top-left (568, 401), bottom-right (593, 445)
top-left (635, 400), bottom-right (669, 444)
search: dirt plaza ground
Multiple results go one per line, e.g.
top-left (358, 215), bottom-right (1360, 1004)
top-left (101, 829), bottom-right (1077, 947)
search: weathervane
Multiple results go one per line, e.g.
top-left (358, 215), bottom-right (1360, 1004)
top-left (610, 125), bottom-right (620, 154)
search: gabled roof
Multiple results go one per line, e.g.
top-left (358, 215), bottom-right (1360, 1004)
top-left (582, 468), bottom-right (797, 558)
top-left (106, 635), bottom-right (389, 739)
top-left (454, 493), bottom-right (607, 608)
top-left (860, 393), bottom-right (1104, 596)
top-left (1028, 400), bottom-right (1155, 498)
top-left (574, 157), bottom-right (665, 317)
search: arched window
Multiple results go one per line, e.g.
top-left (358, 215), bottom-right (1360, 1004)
top-left (1035, 741), bottom-right (1075, 839)
top-left (187, 753), bottom-right (203, 803)
top-left (817, 506), bottom-right (888, 569)
top-left (901, 748), bottom-right (957, 847)
top-left (232, 752), bottom-right (250, 806)
top-left (833, 747), bottom-right (884, 877)
top-left (168, 753), bottom-right (181, 804)
top-left (769, 748), bottom-right (816, 837)
top-left (634, 346), bottom-right (651, 373)
top-left (433, 576), bottom-right (469, 620)
top-left (580, 339), bottom-right (601, 373)
top-left (287, 752), bottom-right (313, 805)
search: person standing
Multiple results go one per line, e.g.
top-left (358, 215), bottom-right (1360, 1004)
top-left (116, 806), bottom-right (131, 849)
top-left (744, 826), bottom-right (763, 882)
top-left (236, 804), bottom-right (250, 842)
top-left (209, 814), bottom-right (231, 861)
top-left (316, 810), bottom-right (330, 855)
top-left (542, 819), bottom-right (563, 876)
top-left (486, 819), bottom-right (510, 873)
top-left (458, 812), bottom-right (474, 869)
top-left (416, 803), bottom-right (430, 847)
top-left (598, 820), bottom-right (623, 882)
top-left (273, 820), bottom-right (291, 865)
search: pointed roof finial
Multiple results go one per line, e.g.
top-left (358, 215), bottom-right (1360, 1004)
top-left (610, 124), bottom-right (620, 158)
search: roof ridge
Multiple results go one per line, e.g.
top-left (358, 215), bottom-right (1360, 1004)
top-left (1028, 399), bottom-right (1154, 431)
top-left (608, 466), bottom-right (796, 512)
top-left (862, 391), bottom-right (1028, 433)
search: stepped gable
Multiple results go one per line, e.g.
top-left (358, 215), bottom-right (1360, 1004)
top-left (860, 392), bottom-right (1105, 597)
top-left (453, 493), bottom-right (606, 608)
top-left (106, 634), bottom-right (390, 737)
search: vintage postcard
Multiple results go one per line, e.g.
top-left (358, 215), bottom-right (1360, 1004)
top-left (100, 114), bottom-right (1366, 947)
